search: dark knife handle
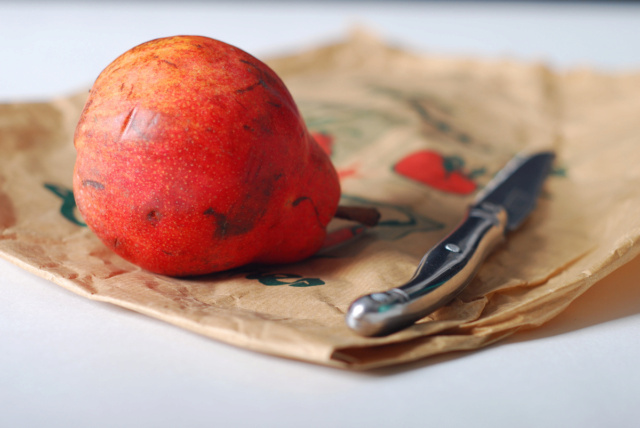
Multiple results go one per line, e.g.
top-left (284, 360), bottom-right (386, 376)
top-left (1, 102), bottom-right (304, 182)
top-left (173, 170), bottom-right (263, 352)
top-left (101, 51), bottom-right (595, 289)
top-left (345, 202), bottom-right (507, 336)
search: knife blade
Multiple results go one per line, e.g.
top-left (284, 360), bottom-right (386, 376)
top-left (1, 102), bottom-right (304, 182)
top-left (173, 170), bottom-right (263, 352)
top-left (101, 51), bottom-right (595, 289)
top-left (345, 151), bottom-right (555, 336)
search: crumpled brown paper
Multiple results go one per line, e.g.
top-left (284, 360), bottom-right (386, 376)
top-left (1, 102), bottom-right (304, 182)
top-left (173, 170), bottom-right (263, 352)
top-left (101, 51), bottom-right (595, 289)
top-left (2, 31), bottom-right (640, 369)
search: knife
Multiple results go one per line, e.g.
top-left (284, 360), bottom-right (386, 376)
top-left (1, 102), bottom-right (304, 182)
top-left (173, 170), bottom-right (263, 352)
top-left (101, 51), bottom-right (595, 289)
top-left (345, 151), bottom-right (555, 336)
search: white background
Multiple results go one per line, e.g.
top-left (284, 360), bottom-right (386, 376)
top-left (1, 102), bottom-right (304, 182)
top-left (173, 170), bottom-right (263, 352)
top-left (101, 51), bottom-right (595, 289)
top-left (2, 2), bottom-right (640, 427)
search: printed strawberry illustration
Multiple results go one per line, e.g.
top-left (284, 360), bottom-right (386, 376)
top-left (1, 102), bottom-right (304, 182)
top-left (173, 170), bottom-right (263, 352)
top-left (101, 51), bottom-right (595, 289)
top-left (311, 131), bottom-right (334, 156)
top-left (310, 131), bottom-right (359, 180)
top-left (394, 150), bottom-right (480, 195)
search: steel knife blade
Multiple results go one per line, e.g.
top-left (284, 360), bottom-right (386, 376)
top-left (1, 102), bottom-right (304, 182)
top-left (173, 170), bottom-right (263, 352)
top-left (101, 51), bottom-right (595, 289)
top-left (345, 151), bottom-right (555, 336)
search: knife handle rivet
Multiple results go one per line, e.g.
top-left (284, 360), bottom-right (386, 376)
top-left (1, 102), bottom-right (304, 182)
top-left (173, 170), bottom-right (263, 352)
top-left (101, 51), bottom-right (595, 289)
top-left (445, 243), bottom-right (461, 253)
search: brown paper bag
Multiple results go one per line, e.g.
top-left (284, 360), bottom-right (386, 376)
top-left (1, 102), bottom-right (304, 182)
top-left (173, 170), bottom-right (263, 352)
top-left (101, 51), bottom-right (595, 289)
top-left (2, 32), bottom-right (639, 369)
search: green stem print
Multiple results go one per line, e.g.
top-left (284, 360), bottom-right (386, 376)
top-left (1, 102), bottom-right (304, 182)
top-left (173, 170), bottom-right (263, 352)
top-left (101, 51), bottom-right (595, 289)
top-left (44, 183), bottom-right (87, 227)
top-left (246, 272), bottom-right (325, 287)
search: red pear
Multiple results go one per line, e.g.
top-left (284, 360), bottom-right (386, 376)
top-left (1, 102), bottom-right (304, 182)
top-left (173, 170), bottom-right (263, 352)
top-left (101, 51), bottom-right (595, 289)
top-left (73, 35), bottom-right (341, 276)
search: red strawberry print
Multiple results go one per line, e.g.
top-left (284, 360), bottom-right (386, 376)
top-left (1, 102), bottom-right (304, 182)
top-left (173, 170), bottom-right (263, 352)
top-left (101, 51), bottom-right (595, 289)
top-left (394, 150), bottom-right (477, 195)
top-left (311, 131), bottom-right (334, 156)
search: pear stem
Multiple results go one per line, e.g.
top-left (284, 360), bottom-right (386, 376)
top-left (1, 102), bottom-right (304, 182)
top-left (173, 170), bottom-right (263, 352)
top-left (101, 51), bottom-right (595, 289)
top-left (334, 205), bottom-right (381, 227)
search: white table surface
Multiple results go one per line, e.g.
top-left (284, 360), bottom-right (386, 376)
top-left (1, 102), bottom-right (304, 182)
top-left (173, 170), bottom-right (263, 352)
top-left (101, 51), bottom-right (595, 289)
top-left (2, 2), bottom-right (640, 427)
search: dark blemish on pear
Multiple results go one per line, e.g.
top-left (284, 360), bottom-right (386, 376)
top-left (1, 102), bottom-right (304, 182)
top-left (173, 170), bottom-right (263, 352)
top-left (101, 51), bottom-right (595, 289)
top-left (82, 180), bottom-right (105, 190)
top-left (204, 208), bottom-right (253, 238)
top-left (292, 196), bottom-right (310, 207)
top-left (237, 59), bottom-right (275, 95)
top-left (121, 108), bottom-right (135, 136)
top-left (209, 210), bottom-right (230, 238)
top-left (236, 82), bottom-right (260, 94)
top-left (293, 196), bottom-right (323, 228)
top-left (162, 59), bottom-right (178, 68)
top-left (291, 197), bottom-right (322, 226)
top-left (120, 107), bottom-right (159, 141)
top-left (243, 124), bottom-right (254, 132)
top-left (239, 59), bottom-right (258, 70)
top-left (234, 98), bottom-right (249, 111)
top-left (146, 210), bottom-right (161, 225)
top-left (262, 185), bottom-right (273, 197)
top-left (204, 208), bottom-right (229, 238)
top-left (267, 101), bottom-right (281, 108)
top-left (255, 115), bottom-right (274, 136)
